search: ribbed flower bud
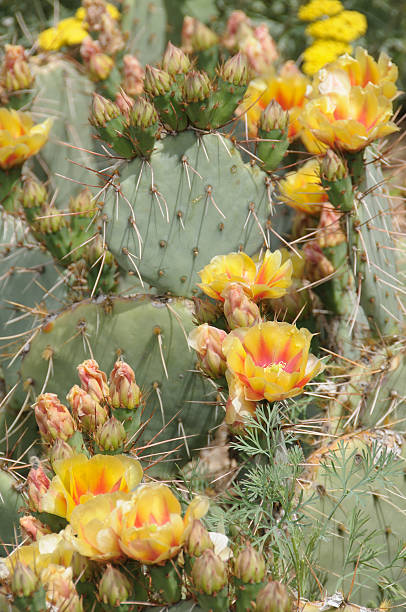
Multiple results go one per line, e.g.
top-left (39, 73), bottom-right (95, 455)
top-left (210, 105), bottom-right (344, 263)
top-left (36, 205), bottom-right (67, 233)
top-left (1, 45), bottom-right (33, 92)
top-left (42, 566), bottom-right (83, 612)
top-left (183, 71), bottom-right (211, 102)
top-left (26, 461), bottom-right (50, 512)
top-left (69, 188), bottom-right (97, 217)
top-left (192, 550), bottom-right (227, 595)
top-left (109, 360), bottom-right (140, 410)
top-left (89, 93), bottom-right (121, 127)
top-left (98, 565), bottom-right (132, 606)
top-left (11, 562), bottom-right (38, 598)
top-left (20, 176), bottom-right (47, 209)
top-left (123, 54), bottom-right (145, 96)
top-left (188, 323), bottom-right (227, 378)
top-left (77, 359), bottom-right (110, 402)
top-left (234, 544), bottom-right (265, 583)
top-left (185, 519), bottom-right (214, 557)
top-left (34, 393), bottom-right (76, 444)
top-left (255, 580), bottom-right (291, 612)
top-left (49, 439), bottom-right (75, 468)
top-left (222, 284), bottom-right (261, 329)
top-left (115, 90), bottom-right (134, 117)
top-left (218, 52), bottom-right (249, 87)
top-left (181, 17), bottom-right (219, 52)
top-left (321, 149), bottom-right (347, 182)
top-left (95, 416), bottom-right (126, 451)
top-left (67, 385), bottom-right (109, 432)
top-left (19, 515), bottom-right (51, 542)
top-left (128, 97), bottom-right (158, 129)
top-left (83, 234), bottom-right (115, 267)
top-left (162, 42), bottom-right (191, 76)
top-left (144, 65), bottom-right (172, 97)
top-left (259, 100), bottom-right (289, 132)
top-left (193, 298), bottom-right (221, 325)
top-left (88, 52), bottom-right (114, 81)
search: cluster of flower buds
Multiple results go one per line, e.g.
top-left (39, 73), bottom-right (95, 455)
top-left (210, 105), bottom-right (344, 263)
top-left (83, 0), bottom-right (124, 54)
top-left (122, 54), bottom-right (145, 96)
top-left (80, 36), bottom-right (114, 81)
top-left (181, 16), bottom-right (219, 53)
top-left (0, 45), bottom-right (34, 98)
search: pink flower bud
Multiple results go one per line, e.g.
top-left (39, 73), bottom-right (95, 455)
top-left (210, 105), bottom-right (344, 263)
top-left (222, 284), bottom-right (261, 329)
top-left (109, 361), bottom-right (141, 410)
top-left (67, 385), bottom-right (109, 432)
top-left (115, 91), bottom-right (134, 117)
top-left (19, 515), bottom-right (51, 542)
top-left (77, 359), bottom-right (109, 402)
top-left (188, 324), bottom-right (227, 378)
top-left (88, 52), bottom-right (114, 81)
top-left (123, 54), bottom-right (145, 96)
top-left (317, 203), bottom-right (346, 248)
top-left (303, 241), bottom-right (335, 283)
top-left (34, 393), bottom-right (76, 444)
top-left (26, 462), bottom-right (50, 512)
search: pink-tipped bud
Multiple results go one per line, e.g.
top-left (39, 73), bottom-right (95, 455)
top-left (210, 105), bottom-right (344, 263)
top-left (255, 580), bottom-right (291, 612)
top-left (67, 385), bottom-right (109, 432)
top-left (34, 393), bottom-right (76, 444)
top-left (115, 90), bottom-right (134, 117)
top-left (303, 241), bottom-right (335, 283)
top-left (49, 439), bottom-right (75, 468)
top-left (144, 65), bottom-right (172, 97)
top-left (181, 16), bottom-right (219, 53)
top-left (185, 519), bottom-right (214, 557)
top-left (89, 93), bottom-right (120, 127)
top-left (234, 543), bottom-right (265, 583)
top-left (183, 70), bottom-right (211, 102)
top-left (95, 416), bottom-right (126, 452)
top-left (188, 323), bottom-right (227, 378)
top-left (192, 549), bottom-right (227, 595)
top-left (77, 359), bottom-right (109, 402)
top-left (20, 176), bottom-right (47, 209)
top-left (26, 461), bottom-right (50, 512)
top-left (218, 52), bottom-right (249, 87)
top-left (98, 565), bottom-right (132, 606)
top-left (88, 52), bottom-right (114, 81)
top-left (11, 562), bottom-right (39, 598)
top-left (222, 284), bottom-right (261, 329)
top-left (19, 515), bottom-right (51, 542)
top-left (109, 361), bottom-right (140, 410)
top-left (223, 11), bottom-right (251, 50)
top-left (1, 44), bottom-right (33, 92)
top-left (123, 54), bottom-right (145, 96)
top-left (42, 565), bottom-right (83, 612)
top-left (69, 188), bottom-right (97, 217)
top-left (98, 13), bottom-right (125, 55)
top-left (321, 149), bottom-right (347, 182)
top-left (162, 41), bottom-right (191, 76)
top-left (259, 100), bottom-right (289, 132)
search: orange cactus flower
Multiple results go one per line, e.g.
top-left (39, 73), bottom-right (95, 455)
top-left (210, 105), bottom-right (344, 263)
top-left (300, 83), bottom-right (398, 152)
top-left (278, 158), bottom-right (328, 215)
top-left (237, 62), bottom-right (309, 137)
top-left (113, 483), bottom-right (209, 564)
top-left (198, 250), bottom-right (293, 302)
top-left (0, 108), bottom-right (52, 170)
top-left (222, 321), bottom-right (324, 403)
top-left (40, 454), bottom-right (143, 521)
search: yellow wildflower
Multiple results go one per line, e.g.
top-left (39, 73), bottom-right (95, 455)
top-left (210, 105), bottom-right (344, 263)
top-left (302, 40), bottom-right (352, 75)
top-left (306, 10), bottom-right (367, 43)
top-left (38, 18), bottom-right (88, 51)
top-left (0, 108), bottom-right (52, 170)
top-left (298, 0), bottom-right (343, 21)
top-left (37, 27), bottom-right (62, 51)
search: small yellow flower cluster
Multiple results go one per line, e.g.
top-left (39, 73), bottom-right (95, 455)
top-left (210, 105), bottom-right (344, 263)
top-left (303, 40), bottom-right (352, 76)
top-left (298, 0), bottom-right (343, 21)
top-left (306, 10), bottom-right (367, 43)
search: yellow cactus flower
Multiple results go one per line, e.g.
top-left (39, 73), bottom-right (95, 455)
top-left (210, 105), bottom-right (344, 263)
top-left (198, 250), bottom-right (293, 302)
top-left (300, 84), bottom-right (398, 152)
top-left (40, 454), bottom-right (143, 521)
top-left (278, 159), bottom-right (328, 215)
top-left (0, 108), bottom-right (52, 170)
top-left (237, 62), bottom-right (309, 137)
top-left (302, 40), bottom-right (352, 76)
top-left (222, 321), bottom-right (324, 403)
top-left (298, 0), bottom-right (343, 21)
top-left (113, 483), bottom-right (209, 564)
top-left (306, 10), bottom-right (367, 44)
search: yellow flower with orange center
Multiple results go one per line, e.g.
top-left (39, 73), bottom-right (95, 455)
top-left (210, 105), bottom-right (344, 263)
top-left (300, 84), bottom-right (398, 152)
top-left (0, 108), bottom-right (52, 170)
top-left (198, 250), bottom-right (293, 302)
top-left (40, 454), bottom-right (143, 521)
top-left (222, 321), bottom-right (324, 403)
top-left (237, 62), bottom-right (309, 137)
top-left (278, 159), bottom-right (328, 215)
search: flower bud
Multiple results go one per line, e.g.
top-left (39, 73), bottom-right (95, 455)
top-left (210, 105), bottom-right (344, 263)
top-left (222, 284), bottom-right (261, 329)
top-left (83, 234), bottom-right (115, 267)
top-left (183, 71), bottom-right (211, 102)
top-left (69, 188), bottom-right (97, 217)
top-left (49, 439), bottom-right (75, 468)
top-left (109, 360), bottom-right (140, 410)
top-left (144, 65), bottom-right (172, 97)
top-left (67, 385), bottom-right (109, 432)
top-left (188, 323), bottom-right (227, 378)
top-left (255, 580), bottom-right (291, 612)
top-left (98, 565), bottom-right (132, 606)
top-left (11, 562), bottom-right (38, 598)
top-left (192, 549), bottom-right (227, 595)
top-left (193, 298), bottom-right (221, 325)
top-left (95, 416), bottom-right (126, 452)
top-left (34, 393), bottom-right (76, 444)
top-left (123, 54), bottom-right (144, 96)
top-left (26, 461), bottom-right (50, 512)
top-left (234, 543), bottom-right (265, 583)
top-left (218, 52), bottom-right (249, 87)
top-left (19, 515), bottom-right (51, 542)
top-left (77, 359), bottom-right (109, 402)
top-left (321, 149), bottom-right (347, 182)
top-left (162, 42), bottom-right (191, 76)
top-left (115, 90), bottom-right (134, 117)
top-left (20, 176), bottom-right (47, 209)
top-left (71, 552), bottom-right (93, 582)
top-left (303, 241), bottom-right (335, 283)
top-left (89, 93), bottom-right (120, 127)
top-left (128, 97), bottom-right (158, 129)
top-left (317, 203), bottom-right (346, 248)
top-left (259, 100), bottom-right (289, 133)
top-left (185, 519), bottom-right (214, 557)
top-left (88, 52), bottom-right (114, 81)
top-left (36, 205), bottom-right (67, 233)
top-left (181, 16), bottom-right (219, 52)
top-left (1, 45), bottom-right (33, 92)
top-left (225, 374), bottom-right (256, 433)
top-left (42, 565), bottom-right (83, 612)
top-left (98, 13), bottom-right (125, 55)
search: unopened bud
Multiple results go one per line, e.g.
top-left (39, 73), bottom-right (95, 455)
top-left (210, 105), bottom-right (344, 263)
top-left (128, 97), bottom-right (158, 129)
top-left (69, 188), bottom-right (97, 217)
top-left (19, 515), bottom-right (51, 542)
top-left (255, 580), bottom-right (291, 612)
top-left (98, 565), bottom-right (132, 606)
top-left (144, 65), bottom-right (172, 97)
top-left (84, 234), bottom-right (115, 267)
top-left (219, 52), bottom-right (249, 87)
top-left (26, 462), bottom-right (50, 512)
top-left (183, 71), bottom-right (211, 102)
top-left (162, 42), bottom-right (191, 76)
top-left (42, 566), bottom-right (83, 612)
top-left (20, 177), bottom-right (47, 209)
top-left (188, 323), bottom-right (227, 378)
top-left (88, 52), bottom-right (114, 81)
top-left (11, 562), bottom-right (39, 598)
top-left (259, 100), bottom-right (289, 133)
top-left (36, 205), bottom-right (67, 233)
top-left (193, 298), bottom-right (221, 325)
top-left (71, 553), bottom-right (92, 582)
top-left (89, 93), bottom-right (120, 127)
top-left (98, 13), bottom-right (125, 55)
top-left (185, 519), bottom-right (214, 557)
top-left (77, 359), bottom-right (109, 402)
top-left (67, 385), bottom-right (109, 432)
top-left (115, 90), bottom-right (134, 117)
top-left (1, 45), bottom-right (33, 92)
top-left (225, 375), bottom-right (256, 433)
top-left (109, 360), bottom-right (140, 410)
top-left (321, 149), bottom-right (347, 182)
top-left (49, 439), bottom-right (75, 468)
top-left (34, 393), bottom-right (76, 444)
top-left (182, 16), bottom-right (219, 52)
top-left (95, 416), bottom-right (126, 452)
top-left (234, 544), bottom-right (265, 583)
top-left (192, 550), bottom-right (227, 595)
top-left (123, 54), bottom-right (144, 96)
top-left (222, 284), bottom-right (261, 329)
